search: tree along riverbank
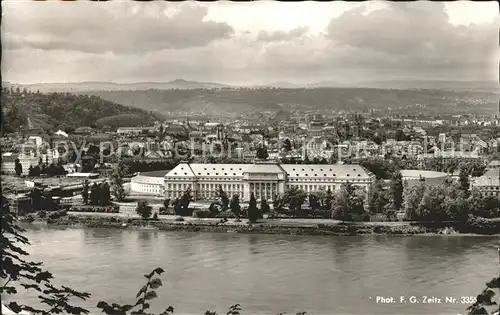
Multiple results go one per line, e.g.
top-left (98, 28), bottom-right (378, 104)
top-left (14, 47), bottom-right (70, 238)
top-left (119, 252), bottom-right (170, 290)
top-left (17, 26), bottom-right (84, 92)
top-left (22, 212), bottom-right (500, 236)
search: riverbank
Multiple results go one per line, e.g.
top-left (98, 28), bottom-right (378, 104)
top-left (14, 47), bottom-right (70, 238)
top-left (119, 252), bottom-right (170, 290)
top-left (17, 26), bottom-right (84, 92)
top-left (25, 213), bottom-right (500, 236)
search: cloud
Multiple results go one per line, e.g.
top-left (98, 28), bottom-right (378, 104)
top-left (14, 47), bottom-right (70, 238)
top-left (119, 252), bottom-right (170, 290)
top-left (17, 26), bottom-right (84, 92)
top-left (257, 26), bottom-right (309, 42)
top-left (2, 1), bottom-right (234, 54)
top-left (2, 1), bottom-right (498, 84)
top-left (324, 2), bottom-right (499, 79)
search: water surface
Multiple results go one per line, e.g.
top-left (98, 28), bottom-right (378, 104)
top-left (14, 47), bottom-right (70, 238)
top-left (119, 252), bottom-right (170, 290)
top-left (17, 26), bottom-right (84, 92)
top-left (7, 226), bottom-right (498, 315)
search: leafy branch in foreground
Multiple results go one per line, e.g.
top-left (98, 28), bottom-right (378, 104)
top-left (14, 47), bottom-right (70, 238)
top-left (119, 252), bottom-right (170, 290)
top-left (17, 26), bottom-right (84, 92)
top-left (97, 269), bottom-right (306, 315)
top-left (1, 196), bottom-right (91, 315)
top-left (466, 276), bottom-right (500, 315)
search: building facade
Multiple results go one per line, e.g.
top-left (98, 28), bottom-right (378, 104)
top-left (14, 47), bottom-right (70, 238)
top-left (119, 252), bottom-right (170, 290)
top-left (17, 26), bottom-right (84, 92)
top-left (1, 153), bottom-right (39, 175)
top-left (130, 170), bottom-right (171, 196)
top-left (164, 161), bottom-right (375, 201)
top-left (471, 168), bottom-right (500, 197)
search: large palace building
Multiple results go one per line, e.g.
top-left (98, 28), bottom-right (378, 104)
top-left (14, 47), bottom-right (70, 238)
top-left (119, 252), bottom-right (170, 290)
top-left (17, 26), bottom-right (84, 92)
top-left (164, 161), bottom-right (375, 201)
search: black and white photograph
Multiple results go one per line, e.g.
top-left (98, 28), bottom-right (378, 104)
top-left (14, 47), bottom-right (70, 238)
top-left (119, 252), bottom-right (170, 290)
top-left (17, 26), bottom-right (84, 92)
top-left (1, 1), bottom-right (500, 315)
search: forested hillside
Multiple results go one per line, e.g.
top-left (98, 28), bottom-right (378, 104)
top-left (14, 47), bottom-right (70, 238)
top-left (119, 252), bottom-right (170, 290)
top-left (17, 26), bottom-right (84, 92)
top-left (1, 87), bottom-right (162, 134)
top-left (82, 87), bottom-right (499, 116)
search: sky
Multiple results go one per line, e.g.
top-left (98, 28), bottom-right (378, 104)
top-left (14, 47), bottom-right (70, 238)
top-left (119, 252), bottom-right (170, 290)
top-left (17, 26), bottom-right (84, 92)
top-left (2, 0), bottom-right (499, 85)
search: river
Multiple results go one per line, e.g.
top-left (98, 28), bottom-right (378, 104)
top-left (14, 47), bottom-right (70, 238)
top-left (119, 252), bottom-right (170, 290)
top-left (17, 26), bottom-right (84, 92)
top-left (6, 225), bottom-right (499, 315)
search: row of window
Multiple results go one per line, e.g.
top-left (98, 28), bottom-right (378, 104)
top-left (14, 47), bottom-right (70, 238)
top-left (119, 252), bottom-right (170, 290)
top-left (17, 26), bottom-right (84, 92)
top-left (479, 186), bottom-right (500, 190)
top-left (134, 183), bottom-right (163, 194)
top-left (166, 176), bottom-right (368, 182)
top-left (287, 184), bottom-right (337, 191)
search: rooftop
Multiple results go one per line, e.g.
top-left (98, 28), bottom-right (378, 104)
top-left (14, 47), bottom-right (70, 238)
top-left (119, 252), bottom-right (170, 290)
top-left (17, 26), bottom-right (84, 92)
top-left (400, 169), bottom-right (448, 179)
top-left (139, 169), bottom-right (171, 178)
top-left (165, 162), bottom-right (373, 179)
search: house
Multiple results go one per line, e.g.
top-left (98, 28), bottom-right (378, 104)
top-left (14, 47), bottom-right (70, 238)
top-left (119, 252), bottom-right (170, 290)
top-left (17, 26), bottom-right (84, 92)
top-left (164, 161), bottom-right (375, 201)
top-left (487, 160), bottom-right (500, 171)
top-left (1, 152), bottom-right (39, 175)
top-left (74, 126), bottom-right (94, 135)
top-left (117, 127), bottom-right (155, 135)
top-left (471, 169), bottom-right (500, 197)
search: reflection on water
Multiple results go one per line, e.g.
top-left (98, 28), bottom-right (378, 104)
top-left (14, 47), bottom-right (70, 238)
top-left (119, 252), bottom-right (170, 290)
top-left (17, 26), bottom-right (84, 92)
top-left (10, 226), bottom-right (498, 315)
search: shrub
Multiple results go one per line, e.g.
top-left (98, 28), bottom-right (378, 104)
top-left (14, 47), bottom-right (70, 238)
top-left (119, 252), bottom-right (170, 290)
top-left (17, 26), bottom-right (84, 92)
top-left (47, 210), bottom-right (68, 221)
top-left (38, 210), bottom-right (47, 218)
top-left (216, 210), bottom-right (236, 219)
top-left (152, 213), bottom-right (158, 220)
top-left (136, 201), bottom-right (152, 219)
top-left (21, 215), bottom-right (35, 223)
top-left (465, 216), bottom-right (500, 235)
top-left (174, 216), bottom-right (184, 222)
top-left (70, 205), bottom-right (119, 213)
top-left (192, 209), bottom-right (212, 218)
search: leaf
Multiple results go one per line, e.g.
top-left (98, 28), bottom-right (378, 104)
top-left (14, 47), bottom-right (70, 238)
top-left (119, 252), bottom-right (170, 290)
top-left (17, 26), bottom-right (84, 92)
top-left (2, 286), bottom-right (17, 294)
top-left (144, 291), bottom-right (157, 300)
top-left (8, 302), bottom-right (22, 313)
top-left (20, 283), bottom-right (41, 291)
top-left (149, 278), bottom-right (163, 289)
top-left (153, 267), bottom-right (165, 275)
top-left (34, 270), bottom-right (53, 283)
top-left (96, 301), bottom-right (110, 309)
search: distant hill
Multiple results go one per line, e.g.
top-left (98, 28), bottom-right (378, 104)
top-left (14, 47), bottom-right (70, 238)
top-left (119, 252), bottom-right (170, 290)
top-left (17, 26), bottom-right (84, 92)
top-left (11, 79), bottom-right (498, 93)
top-left (80, 87), bottom-right (499, 116)
top-left (12, 79), bottom-right (230, 93)
top-left (6, 80), bottom-right (498, 118)
top-left (253, 80), bottom-right (499, 92)
top-left (1, 88), bottom-right (162, 134)
top-left (352, 80), bottom-right (499, 92)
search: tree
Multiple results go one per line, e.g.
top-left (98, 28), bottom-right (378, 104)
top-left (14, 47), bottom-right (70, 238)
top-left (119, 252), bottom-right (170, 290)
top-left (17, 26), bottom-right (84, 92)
top-left (272, 194), bottom-right (284, 211)
top-left (260, 198), bottom-right (270, 215)
top-left (331, 183), bottom-right (366, 222)
top-left (217, 185), bottom-right (229, 210)
top-left (82, 180), bottom-right (90, 205)
top-left (308, 193), bottom-right (321, 210)
top-left (403, 182), bottom-right (426, 220)
top-left (28, 188), bottom-right (45, 211)
top-left (174, 189), bottom-right (192, 216)
top-left (163, 198), bottom-right (171, 210)
top-left (281, 187), bottom-right (307, 214)
top-left (444, 195), bottom-right (471, 223)
top-left (325, 189), bottom-right (334, 209)
top-left (110, 162), bottom-right (128, 202)
top-left (256, 145), bottom-right (269, 160)
top-left (313, 188), bottom-right (327, 208)
top-left (417, 184), bottom-right (449, 222)
top-left (179, 189), bottom-right (192, 211)
top-left (390, 171), bottom-right (404, 211)
top-left (14, 158), bottom-right (23, 176)
top-left (459, 166), bottom-right (470, 197)
top-left (90, 183), bottom-right (100, 206)
top-left (136, 200), bottom-right (152, 219)
top-left (367, 179), bottom-right (389, 215)
top-left (1, 196), bottom-right (91, 315)
top-left (469, 190), bottom-right (500, 219)
top-left (247, 193), bottom-right (259, 223)
top-left (100, 182), bottom-right (111, 206)
top-left (28, 165), bottom-right (42, 177)
top-left (282, 138), bottom-right (292, 151)
top-left (172, 198), bottom-right (181, 215)
top-left (358, 158), bottom-right (398, 180)
top-left (229, 194), bottom-right (241, 218)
